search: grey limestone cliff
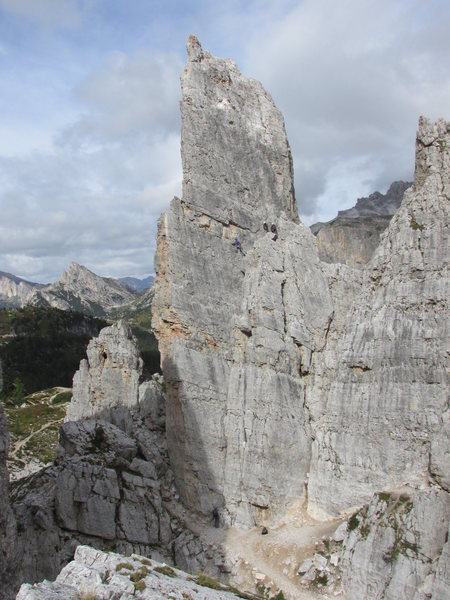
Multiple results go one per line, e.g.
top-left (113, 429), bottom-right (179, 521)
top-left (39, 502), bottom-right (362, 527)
top-left (152, 36), bottom-right (330, 526)
top-left (66, 320), bottom-right (146, 421)
top-left (307, 117), bottom-right (450, 517)
top-left (152, 37), bottom-right (449, 594)
top-left (311, 181), bottom-right (412, 268)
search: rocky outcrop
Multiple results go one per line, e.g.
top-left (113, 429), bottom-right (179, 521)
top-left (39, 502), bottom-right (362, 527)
top-left (341, 488), bottom-right (450, 599)
top-left (307, 117), bottom-right (450, 517)
top-left (0, 404), bottom-right (18, 599)
top-left (66, 320), bottom-right (146, 421)
top-left (152, 36), bottom-right (329, 526)
top-left (311, 181), bottom-right (412, 268)
top-left (0, 271), bottom-right (43, 309)
top-left (17, 545), bottom-right (242, 600)
top-left (9, 322), bottom-right (224, 592)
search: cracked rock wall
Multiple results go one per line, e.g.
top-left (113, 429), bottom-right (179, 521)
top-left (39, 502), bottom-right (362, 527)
top-left (152, 36), bottom-right (330, 525)
top-left (308, 117), bottom-right (450, 517)
top-left (153, 36), bottom-right (449, 535)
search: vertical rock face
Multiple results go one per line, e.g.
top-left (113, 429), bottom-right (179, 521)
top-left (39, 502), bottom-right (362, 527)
top-left (152, 36), bottom-right (331, 525)
top-left (0, 404), bottom-right (18, 599)
top-left (308, 117), bottom-right (450, 516)
top-left (66, 320), bottom-right (144, 422)
top-left (153, 36), bottom-right (449, 542)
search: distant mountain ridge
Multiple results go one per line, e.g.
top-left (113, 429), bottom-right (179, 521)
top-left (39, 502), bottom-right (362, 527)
top-left (0, 263), bottom-right (154, 316)
top-left (119, 274), bottom-right (155, 292)
top-left (311, 180), bottom-right (412, 267)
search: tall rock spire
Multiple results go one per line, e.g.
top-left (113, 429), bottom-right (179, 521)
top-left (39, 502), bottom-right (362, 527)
top-left (152, 37), bottom-right (330, 525)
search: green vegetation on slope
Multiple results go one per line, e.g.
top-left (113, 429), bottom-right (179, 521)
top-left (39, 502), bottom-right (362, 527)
top-left (0, 307), bottom-right (107, 399)
top-left (5, 387), bottom-right (71, 474)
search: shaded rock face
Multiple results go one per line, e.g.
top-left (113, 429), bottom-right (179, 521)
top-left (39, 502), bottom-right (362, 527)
top-left (311, 181), bottom-right (412, 268)
top-left (152, 36), bottom-right (331, 525)
top-left (10, 323), bottom-right (222, 591)
top-left (307, 117), bottom-right (450, 517)
top-left (0, 404), bottom-right (18, 600)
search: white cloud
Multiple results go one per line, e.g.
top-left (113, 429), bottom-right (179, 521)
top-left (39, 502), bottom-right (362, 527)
top-left (243, 0), bottom-right (450, 222)
top-left (0, 0), bottom-right (85, 28)
top-left (0, 49), bottom-right (183, 282)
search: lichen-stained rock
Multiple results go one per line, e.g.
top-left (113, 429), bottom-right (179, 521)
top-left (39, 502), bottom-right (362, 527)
top-left (152, 36), bottom-right (332, 525)
top-left (17, 545), bottom-right (243, 600)
top-left (66, 320), bottom-right (144, 421)
top-left (308, 117), bottom-right (450, 516)
top-left (341, 488), bottom-right (450, 600)
top-left (0, 404), bottom-right (18, 600)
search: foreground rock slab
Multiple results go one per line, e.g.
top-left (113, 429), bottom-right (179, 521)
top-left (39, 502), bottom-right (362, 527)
top-left (16, 545), bottom-right (243, 600)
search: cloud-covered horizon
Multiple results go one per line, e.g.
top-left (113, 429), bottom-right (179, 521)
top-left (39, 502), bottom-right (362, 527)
top-left (0, 0), bottom-right (449, 283)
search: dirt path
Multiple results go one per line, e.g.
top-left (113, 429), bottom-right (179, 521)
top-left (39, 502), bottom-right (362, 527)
top-left (173, 501), bottom-right (345, 599)
top-left (10, 418), bottom-right (63, 459)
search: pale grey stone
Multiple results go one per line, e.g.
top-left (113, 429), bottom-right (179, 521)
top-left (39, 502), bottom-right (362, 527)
top-left (341, 488), bottom-right (450, 600)
top-left (66, 320), bottom-right (144, 422)
top-left (152, 36), bottom-right (329, 526)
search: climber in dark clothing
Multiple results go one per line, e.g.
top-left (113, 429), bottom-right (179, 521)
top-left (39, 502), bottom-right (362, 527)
top-left (232, 238), bottom-right (244, 254)
top-left (212, 506), bottom-right (220, 528)
top-left (263, 222), bottom-right (269, 232)
top-left (270, 223), bottom-right (278, 241)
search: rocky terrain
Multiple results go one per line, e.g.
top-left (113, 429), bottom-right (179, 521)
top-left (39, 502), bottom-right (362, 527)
top-left (0, 36), bottom-right (448, 600)
top-left (0, 272), bottom-right (43, 309)
top-left (310, 181), bottom-right (412, 267)
top-left (16, 545), bottom-right (248, 600)
top-left (151, 36), bottom-right (449, 596)
top-left (0, 263), bottom-right (154, 316)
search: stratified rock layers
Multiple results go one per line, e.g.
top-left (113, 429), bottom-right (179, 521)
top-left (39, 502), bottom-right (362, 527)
top-left (152, 36), bottom-right (331, 525)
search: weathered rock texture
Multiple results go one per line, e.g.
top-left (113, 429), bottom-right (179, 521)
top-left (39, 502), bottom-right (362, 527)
top-left (0, 404), bottom-right (18, 600)
top-left (9, 323), bottom-right (224, 592)
top-left (152, 36), bottom-right (330, 525)
top-left (66, 320), bottom-right (146, 421)
top-left (311, 181), bottom-right (412, 268)
top-left (308, 117), bottom-right (450, 516)
top-left (17, 545), bottom-right (241, 600)
top-left (152, 38), bottom-right (449, 595)
top-left (341, 488), bottom-right (450, 599)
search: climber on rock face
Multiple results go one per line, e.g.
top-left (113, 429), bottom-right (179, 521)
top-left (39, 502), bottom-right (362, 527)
top-left (232, 238), bottom-right (244, 254)
top-left (212, 506), bottom-right (220, 528)
top-left (270, 223), bottom-right (278, 241)
top-left (263, 222), bottom-right (269, 232)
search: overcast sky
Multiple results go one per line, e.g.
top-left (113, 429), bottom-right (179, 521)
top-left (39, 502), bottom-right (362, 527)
top-left (0, 0), bottom-right (449, 283)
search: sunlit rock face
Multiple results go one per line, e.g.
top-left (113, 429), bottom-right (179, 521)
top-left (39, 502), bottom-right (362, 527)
top-left (66, 320), bottom-right (144, 422)
top-left (152, 36), bottom-right (332, 526)
top-left (308, 117), bottom-right (450, 516)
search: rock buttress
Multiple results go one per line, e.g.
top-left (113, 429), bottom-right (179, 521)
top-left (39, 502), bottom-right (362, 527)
top-left (152, 36), bottom-right (332, 525)
top-left (308, 117), bottom-right (450, 516)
